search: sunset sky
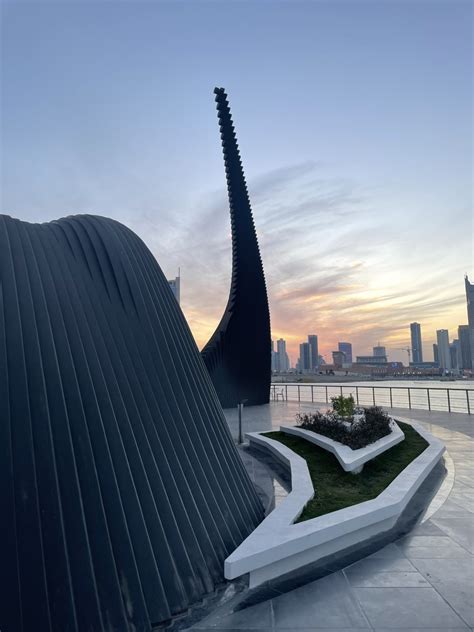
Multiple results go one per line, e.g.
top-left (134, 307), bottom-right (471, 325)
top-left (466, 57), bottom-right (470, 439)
top-left (2, 1), bottom-right (472, 364)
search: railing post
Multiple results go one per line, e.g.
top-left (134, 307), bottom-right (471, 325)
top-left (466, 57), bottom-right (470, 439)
top-left (427, 388), bottom-right (431, 411)
top-left (297, 385), bottom-right (300, 402)
top-left (325, 386), bottom-right (328, 403)
top-left (285, 384), bottom-right (288, 401)
top-left (340, 385), bottom-right (343, 397)
top-left (372, 387), bottom-right (375, 406)
top-left (447, 389), bottom-right (451, 413)
top-left (389, 387), bottom-right (393, 408)
top-left (356, 386), bottom-right (359, 405)
top-left (237, 403), bottom-right (243, 444)
top-left (466, 390), bottom-right (471, 414)
top-left (311, 385), bottom-right (314, 402)
top-left (408, 388), bottom-right (411, 409)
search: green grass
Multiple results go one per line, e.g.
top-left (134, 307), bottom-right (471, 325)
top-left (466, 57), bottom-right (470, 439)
top-left (265, 421), bottom-right (428, 522)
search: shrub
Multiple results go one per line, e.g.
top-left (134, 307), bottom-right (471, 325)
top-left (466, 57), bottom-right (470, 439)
top-left (330, 394), bottom-right (355, 418)
top-left (297, 406), bottom-right (392, 450)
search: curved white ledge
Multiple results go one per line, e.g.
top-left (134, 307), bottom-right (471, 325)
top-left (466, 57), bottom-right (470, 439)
top-left (239, 432), bottom-right (314, 526)
top-left (225, 422), bottom-right (444, 588)
top-left (280, 420), bottom-right (405, 473)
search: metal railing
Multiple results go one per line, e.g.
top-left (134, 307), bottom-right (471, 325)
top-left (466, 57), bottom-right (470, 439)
top-left (270, 383), bottom-right (473, 414)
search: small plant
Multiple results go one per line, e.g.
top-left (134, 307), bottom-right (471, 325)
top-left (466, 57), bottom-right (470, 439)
top-left (331, 394), bottom-right (355, 418)
top-left (296, 406), bottom-right (392, 450)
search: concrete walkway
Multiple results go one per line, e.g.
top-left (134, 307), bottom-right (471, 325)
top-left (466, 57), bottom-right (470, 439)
top-left (188, 403), bottom-right (474, 631)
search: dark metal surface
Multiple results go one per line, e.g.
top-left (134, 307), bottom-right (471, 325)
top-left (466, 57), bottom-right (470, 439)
top-left (0, 214), bottom-right (263, 632)
top-left (201, 88), bottom-right (271, 408)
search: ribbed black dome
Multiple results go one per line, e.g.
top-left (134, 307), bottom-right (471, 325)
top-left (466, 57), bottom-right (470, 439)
top-left (0, 214), bottom-right (263, 632)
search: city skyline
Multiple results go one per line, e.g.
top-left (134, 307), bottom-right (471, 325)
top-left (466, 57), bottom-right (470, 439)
top-left (275, 300), bottom-right (470, 368)
top-left (2, 2), bottom-right (471, 365)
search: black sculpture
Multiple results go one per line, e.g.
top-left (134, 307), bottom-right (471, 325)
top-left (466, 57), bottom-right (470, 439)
top-left (201, 88), bottom-right (271, 408)
top-left (0, 214), bottom-right (263, 632)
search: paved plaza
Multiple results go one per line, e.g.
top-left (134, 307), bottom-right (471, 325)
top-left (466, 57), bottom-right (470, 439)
top-left (187, 402), bottom-right (474, 631)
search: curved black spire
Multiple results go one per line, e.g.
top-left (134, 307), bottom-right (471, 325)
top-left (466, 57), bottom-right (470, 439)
top-left (201, 87), bottom-right (271, 407)
top-left (0, 214), bottom-right (263, 632)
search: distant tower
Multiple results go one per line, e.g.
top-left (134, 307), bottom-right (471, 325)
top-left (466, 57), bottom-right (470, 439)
top-left (332, 350), bottom-right (345, 369)
top-left (410, 322), bottom-right (423, 364)
top-left (436, 329), bottom-right (451, 370)
top-left (338, 341), bottom-right (352, 364)
top-left (373, 345), bottom-right (386, 358)
top-left (201, 88), bottom-right (271, 407)
top-left (433, 343), bottom-right (439, 365)
top-left (299, 342), bottom-right (311, 372)
top-left (458, 325), bottom-right (472, 370)
top-left (465, 276), bottom-right (474, 368)
top-left (271, 339), bottom-right (278, 371)
top-left (308, 334), bottom-right (319, 371)
top-left (450, 340), bottom-right (460, 370)
top-left (168, 270), bottom-right (181, 304)
top-left (277, 338), bottom-right (289, 372)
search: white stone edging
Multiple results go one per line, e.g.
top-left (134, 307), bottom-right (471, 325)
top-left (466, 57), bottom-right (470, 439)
top-left (239, 431), bottom-right (315, 527)
top-left (280, 419), bottom-right (404, 473)
top-left (225, 421), bottom-right (444, 588)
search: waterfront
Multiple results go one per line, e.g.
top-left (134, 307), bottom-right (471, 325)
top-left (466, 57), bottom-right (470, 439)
top-left (271, 381), bottom-right (474, 414)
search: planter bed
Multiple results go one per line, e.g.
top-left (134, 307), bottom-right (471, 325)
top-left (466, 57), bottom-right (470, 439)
top-left (271, 421), bottom-right (426, 520)
top-left (224, 420), bottom-right (444, 588)
top-left (280, 420), bottom-right (405, 474)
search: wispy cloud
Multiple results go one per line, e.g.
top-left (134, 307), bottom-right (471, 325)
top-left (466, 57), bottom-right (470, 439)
top-left (125, 162), bottom-right (469, 365)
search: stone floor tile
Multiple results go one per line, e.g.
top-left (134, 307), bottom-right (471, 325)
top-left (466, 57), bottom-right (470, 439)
top-left (346, 556), bottom-right (417, 574)
top-left (345, 569), bottom-right (429, 588)
top-left (410, 556), bottom-right (474, 584)
top-left (272, 571), bottom-right (370, 629)
top-left (395, 534), bottom-right (468, 558)
top-left (430, 516), bottom-right (474, 553)
top-left (455, 474), bottom-right (474, 488)
top-left (407, 520), bottom-right (448, 536)
top-left (426, 585), bottom-right (474, 626)
top-left (410, 558), bottom-right (474, 626)
top-left (397, 535), bottom-right (458, 547)
top-left (430, 498), bottom-right (472, 516)
top-left (190, 600), bottom-right (272, 629)
top-left (400, 545), bottom-right (468, 559)
top-left (355, 586), bottom-right (468, 628)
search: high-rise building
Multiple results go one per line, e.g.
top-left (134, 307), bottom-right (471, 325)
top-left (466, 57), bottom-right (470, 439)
top-left (271, 339), bottom-right (278, 371)
top-left (299, 342), bottom-right (311, 372)
top-left (433, 343), bottom-right (439, 365)
top-left (338, 342), bottom-right (352, 364)
top-left (168, 273), bottom-right (181, 304)
top-left (465, 276), bottom-right (474, 368)
top-left (450, 340), bottom-right (460, 371)
top-left (276, 338), bottom-right (290, 372)
top-left (308, 334), bottom-right (319, 371)
top-left (373, 345), bottom-right (386, 358)
top-left (436, 329), bottom-right (451, 370)
top-left (332, 350), bottom-right (345, 369)
top-left (410, 322), bottom-right (423, 364)
top-left (458, 325), bottom-right (472, 370)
